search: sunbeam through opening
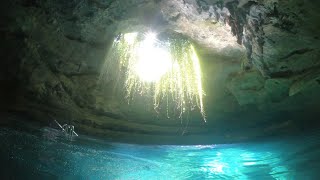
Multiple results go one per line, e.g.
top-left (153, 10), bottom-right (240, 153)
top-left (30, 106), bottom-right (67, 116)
top-left (99, 31), bottom-right (206, 122)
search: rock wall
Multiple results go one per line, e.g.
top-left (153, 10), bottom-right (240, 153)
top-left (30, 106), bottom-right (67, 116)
top-left (1, 0), bottom-right (320, 143)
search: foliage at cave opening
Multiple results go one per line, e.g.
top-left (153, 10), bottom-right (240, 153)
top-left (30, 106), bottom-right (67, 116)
top-left (99, 32), bottom-right (206, 122)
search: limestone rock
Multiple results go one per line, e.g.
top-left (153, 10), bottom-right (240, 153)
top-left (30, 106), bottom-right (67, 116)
top-left (1, 0), bottom-right (320, 143)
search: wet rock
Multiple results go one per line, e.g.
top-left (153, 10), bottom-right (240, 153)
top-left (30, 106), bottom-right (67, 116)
top-left (233, 0), bottom-right (320, 79)
top-left (227, 70), bottom-right (265, 105)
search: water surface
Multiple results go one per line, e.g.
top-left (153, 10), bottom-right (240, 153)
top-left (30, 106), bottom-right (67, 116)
top-left (0, 125), bottom-right (319, 179)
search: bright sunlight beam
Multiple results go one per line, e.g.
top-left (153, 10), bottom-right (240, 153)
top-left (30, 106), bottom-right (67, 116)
top-left (135, 32), bottom-right (172, 82)
top-left (99, 31), bottom-right (206, 122)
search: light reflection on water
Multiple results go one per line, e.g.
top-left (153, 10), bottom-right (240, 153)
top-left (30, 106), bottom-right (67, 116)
top-left (0, 127), bottom-right (319, 179)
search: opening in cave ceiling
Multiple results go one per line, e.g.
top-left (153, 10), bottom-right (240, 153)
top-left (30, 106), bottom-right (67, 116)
top-left (99, 31), bottom-right (206, 122)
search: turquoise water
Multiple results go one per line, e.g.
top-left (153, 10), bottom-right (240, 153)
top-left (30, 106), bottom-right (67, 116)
top-left (1, 126), bottom-right (319, 179)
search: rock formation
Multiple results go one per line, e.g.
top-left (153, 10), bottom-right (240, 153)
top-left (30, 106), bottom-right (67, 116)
top-left (1, 0), bottom-right (319, 144)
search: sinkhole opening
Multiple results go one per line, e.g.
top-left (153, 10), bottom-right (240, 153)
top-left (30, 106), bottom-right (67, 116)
top-left (99, 31), bottom-right (206, 122)
top-left (129, 32), bottom-right (173, 82)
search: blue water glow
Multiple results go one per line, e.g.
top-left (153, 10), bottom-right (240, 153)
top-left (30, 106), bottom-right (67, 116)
top-left (1, 127), bottom-right (319, 179)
